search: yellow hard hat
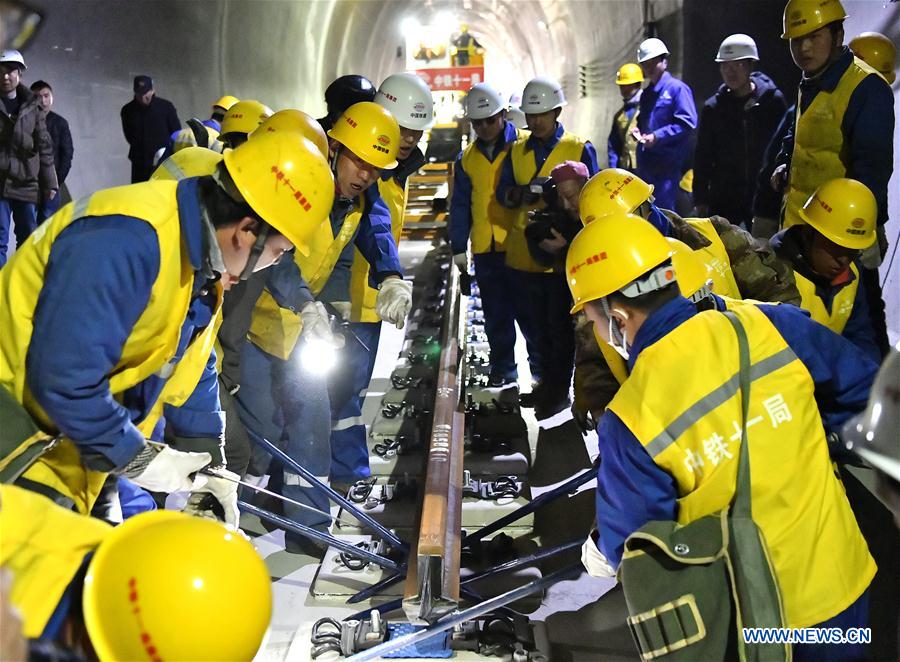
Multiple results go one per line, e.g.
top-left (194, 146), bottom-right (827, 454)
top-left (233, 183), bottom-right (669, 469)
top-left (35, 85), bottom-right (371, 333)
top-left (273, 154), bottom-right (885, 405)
top-left (82, 511), bottom-right (272, 662)
top-left (221, 99), bottom-right (273, 137)
top-left (798, 178), bottom-right (877, 250)
top-left (567, 213), bottom-right (674, 313)
top-left (667, 237), bottom-right (713, 301)
top-left (150, 146), bottom-right (224, 181)
top-left (616, 63), bottom-right (644, 86)
top-left (782, 0), bottom-right (847, 40)
top-left (213, 94), bottom-right (240, 112)
top-left (254, 109), bottom-right (329, 159)
top-left (327, 101), bottom-right (401, 170)
top-left (579, 168), bottom-right (654, 225)
top-left (224, 130), bottom-right (335, 252)
top-left (849, 32), bottom-right (896, 84)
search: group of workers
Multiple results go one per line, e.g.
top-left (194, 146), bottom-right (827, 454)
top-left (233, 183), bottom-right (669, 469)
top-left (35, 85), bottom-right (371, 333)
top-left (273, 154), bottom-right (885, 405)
top-left (0, 0), bottom-right (897, 659)
top-left (448, 0), bottom-right (897, 660)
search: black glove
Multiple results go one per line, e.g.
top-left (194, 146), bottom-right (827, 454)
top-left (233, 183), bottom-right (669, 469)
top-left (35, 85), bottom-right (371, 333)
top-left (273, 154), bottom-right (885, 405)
top-left (571, 402), bottom-right (597, 436)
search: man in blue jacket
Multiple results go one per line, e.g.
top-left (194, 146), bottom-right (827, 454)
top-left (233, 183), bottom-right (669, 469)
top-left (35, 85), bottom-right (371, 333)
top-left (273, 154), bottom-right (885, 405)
top-left (635, 37), bottom-right (698, 211)
top-left (450, 82), bottom-right (522, 385)
top-left (567, 213), bottom-right (877, 661)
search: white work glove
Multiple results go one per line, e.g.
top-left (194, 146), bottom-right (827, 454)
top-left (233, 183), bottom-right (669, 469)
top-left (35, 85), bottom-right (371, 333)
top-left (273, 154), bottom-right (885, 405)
top-left (124, 444), bottom-right (212, 493)
top-left (375, 277), bottom-right (413, 329)
top-left (453, 252), bottom-right (469, 274)
top-left (184, 469), bottom-right (241, 530)
top-left (581, 530), bottom-right (617, 578)
top-left (330, 300), bottom-right (352, 322)
top-left (300, 301), bottom-right (337, 344)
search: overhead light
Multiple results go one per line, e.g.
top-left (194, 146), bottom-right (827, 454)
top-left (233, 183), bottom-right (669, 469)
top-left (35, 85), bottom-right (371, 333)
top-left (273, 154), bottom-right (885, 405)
top-left (400, 16), bottom-right (421, 36)
top-left (436, 10), bottom-right (456, 25)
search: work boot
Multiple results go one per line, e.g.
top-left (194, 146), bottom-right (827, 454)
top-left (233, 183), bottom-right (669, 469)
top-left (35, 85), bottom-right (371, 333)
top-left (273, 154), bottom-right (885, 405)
top-left (488, 370), bottom-right (518, 387)
top-left (535, 385), bottom-right (572, 420)
top-left (518, 381), bottom-right (545, 408)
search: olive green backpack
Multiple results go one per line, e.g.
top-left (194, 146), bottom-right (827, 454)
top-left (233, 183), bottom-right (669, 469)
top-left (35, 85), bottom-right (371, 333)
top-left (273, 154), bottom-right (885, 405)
top-left (618, 311), bottom-right (790, 661)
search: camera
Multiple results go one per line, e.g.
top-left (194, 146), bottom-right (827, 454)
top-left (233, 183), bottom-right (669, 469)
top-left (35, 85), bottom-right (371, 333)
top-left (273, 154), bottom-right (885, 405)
top-left (529, 176), bottom-right (558, 207)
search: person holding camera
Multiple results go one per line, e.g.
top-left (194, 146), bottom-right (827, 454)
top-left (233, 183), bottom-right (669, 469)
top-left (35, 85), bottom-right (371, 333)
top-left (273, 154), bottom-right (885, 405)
top-left (524, 160), bottom-right (589, 269)
top-left (497, 77), bottom-right (598, 417)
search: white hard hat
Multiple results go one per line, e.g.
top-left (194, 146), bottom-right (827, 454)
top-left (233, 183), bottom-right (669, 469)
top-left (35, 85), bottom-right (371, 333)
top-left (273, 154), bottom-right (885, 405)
top-left (375, 72), bottom-right (434, 131)
top-left (844, 344), bottom-right (900, 482)
top-left (464, 83), bottom-right (506, 120)
top-left (716, 34), bottom-right (760, 62)
top-left (0, 50), bottom-right (26, 69)
top-left (521, 76), bottom-right (566, 114)
top-left (637, 38), bottom-right (669, 63)
top-left (507, 106), bottom-right (527, 129)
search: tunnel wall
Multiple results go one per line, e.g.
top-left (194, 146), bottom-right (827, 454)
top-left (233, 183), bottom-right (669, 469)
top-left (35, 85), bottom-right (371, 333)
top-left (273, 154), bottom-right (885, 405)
top-left (18, 0), bottom-right (900, 340)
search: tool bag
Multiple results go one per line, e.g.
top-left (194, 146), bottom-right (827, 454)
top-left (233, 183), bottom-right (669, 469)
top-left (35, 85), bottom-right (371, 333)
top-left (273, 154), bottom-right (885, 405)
top-left (618, 312), bottom-right (789, 661)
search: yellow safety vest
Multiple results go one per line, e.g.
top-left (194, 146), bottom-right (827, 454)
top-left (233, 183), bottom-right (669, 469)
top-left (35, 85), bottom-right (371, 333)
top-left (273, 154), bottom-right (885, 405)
top-left (794, 263), bottom-right (859, 335)
top-left (506, 132), bottom-right (587, 272)
top-left (612, 106), bottom-right (640, 171)
top-left (248, 196), bottom-right (364, 359)
top-left (784, 57), bottom-right (878, 228)
top-left (460, 130), bottom-right (525, 254)
top-left (684, 217), bottom-right (742, 299)
top-left (348, 177), bottom-right (406, 323)
top-left (599, 220), bottom-right (744, 388)
top-left (0, 484), bottom-right (111, 637)
top-left (0, 182), bottom-right (222, 513)
top-left (608, 304), bottom-right (875, 628)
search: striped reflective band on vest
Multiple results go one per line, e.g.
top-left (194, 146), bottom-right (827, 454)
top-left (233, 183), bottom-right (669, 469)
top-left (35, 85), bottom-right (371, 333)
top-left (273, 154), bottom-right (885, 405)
top-left (644, 347), bottom-right (796, 458)
top-left (162, 157), bottom-right (187, 180)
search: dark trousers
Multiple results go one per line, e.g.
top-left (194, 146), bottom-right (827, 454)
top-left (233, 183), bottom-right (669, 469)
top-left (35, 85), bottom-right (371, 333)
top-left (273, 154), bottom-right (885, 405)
top-left (860, 267), bottom-right (890, 359)
top-left (328, 321), bottom-right (382, 483)
top-left (0, 197), bottom-right (37, 267)
top-left (509, 269), bottom-right (575, 390)
top-left (473, 251), bottom-right (519, 379)
top-left (130, 158), bottom-right (155, 183)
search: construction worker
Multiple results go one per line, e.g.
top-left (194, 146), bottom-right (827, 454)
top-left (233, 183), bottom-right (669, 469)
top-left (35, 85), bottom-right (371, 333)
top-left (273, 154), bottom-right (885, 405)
top-left (769, 178), bottom-right (881, 364)
top-left (774, 0), bottom-right (894, 358)
top-left (218, 98), bottom-right (273, 148)
top-left (693, 34), bottom-right (787, 229)
top-left (452, 24), bottom-right (483, 66)
top-left (318, 74), bottom-right (376, 131)
top-left (506, 105), bottom-right (527, 130)
top-left (0, 485), bottom-right (272, 660)
top-left (149, 111), bottom-right (334, 489)
top-left (607, 63), bottom-right (643, 172)
top-left (163, 95), bottom-right (239, 158)
top-left (569, 213), bottom-right (877, 660)
top-left (849, 32), bottom-right (896, 85)
top-left (239, 102), bottom-right (409, 554)
top-left (450, 83), bottom-right (524, 386)
top-left (209, 94), bottom-right (240, 129)
top-left (497, 76), bottom-right (598, 417)
top-left (634, 37), bottom-right (698, 210)
top-left (572, 167), bottom-right (799, 428)
top-left (325, 73), bottom-right (433, 486)
top-left (0, 130), bottom-right (334, 518)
